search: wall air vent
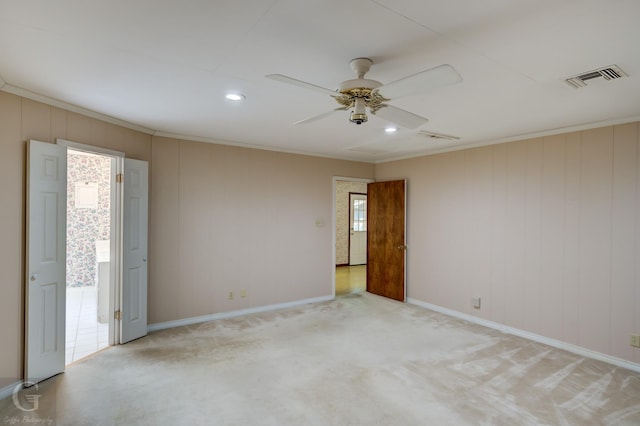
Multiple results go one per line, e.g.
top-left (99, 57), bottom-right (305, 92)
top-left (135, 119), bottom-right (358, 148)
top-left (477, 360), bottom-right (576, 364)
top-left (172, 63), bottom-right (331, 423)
top-left (565, 65), bottom-right (628, 88)
top-left (418, 130), bottom-right (460, 141)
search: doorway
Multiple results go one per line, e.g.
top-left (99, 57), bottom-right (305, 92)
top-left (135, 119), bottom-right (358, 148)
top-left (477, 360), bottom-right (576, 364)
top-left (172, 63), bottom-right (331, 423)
top-left (334, 178), bottom-right (372, 296)
top-left (26, 139), bottom-right (149, 384)
top-left (332, 178), bottom-right (407, 300)
top-left (65, 149), bottom-right (113, 364)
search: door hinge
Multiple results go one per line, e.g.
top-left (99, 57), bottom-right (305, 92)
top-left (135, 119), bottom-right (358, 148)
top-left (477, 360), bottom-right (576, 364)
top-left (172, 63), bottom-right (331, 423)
top-left (115, 310), bottom-right (122, 320)
top-left (116, 173), bottom-right (123, 183)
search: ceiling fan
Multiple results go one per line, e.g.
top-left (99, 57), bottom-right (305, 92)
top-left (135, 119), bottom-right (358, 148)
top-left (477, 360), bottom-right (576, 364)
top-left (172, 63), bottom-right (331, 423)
top-left (266, 58), bottom-right (462, 129)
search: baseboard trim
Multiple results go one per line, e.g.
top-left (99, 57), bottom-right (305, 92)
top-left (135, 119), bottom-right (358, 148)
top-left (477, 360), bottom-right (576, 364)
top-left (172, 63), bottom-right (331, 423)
top-left (0, 381), bottom-right (22, 401)
top-left (407, 298), bottom-right (640, 374)
top-left (148, 295), bottom-right (334, 332)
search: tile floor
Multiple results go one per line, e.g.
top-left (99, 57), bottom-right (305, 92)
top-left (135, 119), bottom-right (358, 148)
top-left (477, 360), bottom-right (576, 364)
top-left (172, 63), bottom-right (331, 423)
top-left (66, 286), bottom-right (109, 365)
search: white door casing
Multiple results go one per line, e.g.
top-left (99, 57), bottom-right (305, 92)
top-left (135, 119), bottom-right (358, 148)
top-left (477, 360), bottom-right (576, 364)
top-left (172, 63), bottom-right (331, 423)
top-left (26, 140), bottom-right (67, 384)
top-left (120, 158), bottom-right (149, 343)
top-left (58, 139), bottom-right (123, 347)
top-left (349, 193), bottom-right (367, 265)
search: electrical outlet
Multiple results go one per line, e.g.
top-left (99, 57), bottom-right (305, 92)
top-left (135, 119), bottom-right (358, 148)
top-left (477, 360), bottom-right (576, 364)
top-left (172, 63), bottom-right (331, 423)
top-left (631, 335), bottom-right (640, 348)
top-left (228, 291), bottom-right (233, 300)
top-left (241, 289), bottom-right (246, 298)
top-left (471, 297), bottom-right (481, 309)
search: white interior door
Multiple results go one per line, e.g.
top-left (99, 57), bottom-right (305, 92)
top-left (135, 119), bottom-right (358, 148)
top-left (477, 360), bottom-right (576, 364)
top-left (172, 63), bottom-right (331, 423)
top-left (26, 140), bottom-right (67, 384)
top-left (349, 193), bottom-right (367, 265)
top-left (120, 158), bottom-right (149, 343)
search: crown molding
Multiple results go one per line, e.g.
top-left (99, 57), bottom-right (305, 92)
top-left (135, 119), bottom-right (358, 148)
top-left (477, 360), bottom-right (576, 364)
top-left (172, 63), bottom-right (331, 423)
top-left (0, 83), bottom-right (155, 135)
top-left (153, 131), bottom-right (376, 164)
top-left (5, 80), bottom-right (636, 166)
top-left (375, 115), bottom-right (640, 164)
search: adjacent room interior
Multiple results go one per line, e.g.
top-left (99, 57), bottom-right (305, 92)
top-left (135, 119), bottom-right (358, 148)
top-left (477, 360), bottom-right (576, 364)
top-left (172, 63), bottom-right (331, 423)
top-left (65, 149), bottom-right (112, 364)
top-left (335, 179), bottom-right (369, 296)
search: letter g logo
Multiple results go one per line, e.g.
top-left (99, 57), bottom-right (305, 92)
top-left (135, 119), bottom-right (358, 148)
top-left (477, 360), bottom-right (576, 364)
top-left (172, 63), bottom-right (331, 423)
top-left (12, 382), bottom-right (42, 412)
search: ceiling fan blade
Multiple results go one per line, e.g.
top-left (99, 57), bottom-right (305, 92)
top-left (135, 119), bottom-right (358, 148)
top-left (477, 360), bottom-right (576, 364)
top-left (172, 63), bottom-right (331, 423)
top-left (295, 107), bottom-right (348, 125)
top-left (376, 64), bottom-right (462, 100)
top-left (266, 74), bottom-right (338, 96)
top-left (373, 105), bottom-right (428, 129)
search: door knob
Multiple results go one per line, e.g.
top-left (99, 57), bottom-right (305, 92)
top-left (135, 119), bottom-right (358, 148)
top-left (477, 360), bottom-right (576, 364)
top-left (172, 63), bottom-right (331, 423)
top-left (397, 245), bottom-right (407, 250)
top-left (30, 274), bottom-right (38, 281)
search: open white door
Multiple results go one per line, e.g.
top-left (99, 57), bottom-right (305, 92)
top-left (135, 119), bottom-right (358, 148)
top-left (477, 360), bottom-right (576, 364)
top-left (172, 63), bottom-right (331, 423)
top-left (26, 140), bottom-right (67, 384)
top-left (120, 158), bottom-right (149, 343)
top-left (349, 193), bottom-right (367, 265)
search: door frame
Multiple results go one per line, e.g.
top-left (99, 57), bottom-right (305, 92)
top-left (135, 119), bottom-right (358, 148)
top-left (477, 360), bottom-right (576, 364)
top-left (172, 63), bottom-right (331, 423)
top-left (332, 177), bottom-right (374, 297)
top-left (57, 139), bottom-right (124, 346)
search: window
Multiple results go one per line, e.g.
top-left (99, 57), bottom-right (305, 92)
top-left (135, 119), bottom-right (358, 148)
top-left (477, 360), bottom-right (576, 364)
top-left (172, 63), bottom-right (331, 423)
top-left (352, 199), bottom-right (367, 231)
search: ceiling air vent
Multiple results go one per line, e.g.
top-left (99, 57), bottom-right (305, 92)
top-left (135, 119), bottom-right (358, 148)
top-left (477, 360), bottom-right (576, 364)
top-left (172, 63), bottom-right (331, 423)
top-left (418, 130), bottom-right (460, 141)
top-left (565, 65), bottom-right (628, 88)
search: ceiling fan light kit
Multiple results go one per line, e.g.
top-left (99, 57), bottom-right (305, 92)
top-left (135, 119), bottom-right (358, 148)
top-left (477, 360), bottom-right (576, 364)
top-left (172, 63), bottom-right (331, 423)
top-left (349, 98), bottom-right (368, 125)
top-left (266, 57), bottom-right (462, 130)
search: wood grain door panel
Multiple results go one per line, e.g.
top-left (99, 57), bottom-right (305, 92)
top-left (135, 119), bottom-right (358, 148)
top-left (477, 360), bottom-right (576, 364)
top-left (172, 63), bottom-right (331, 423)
top-left (367, 180), bottom-right (406, 301)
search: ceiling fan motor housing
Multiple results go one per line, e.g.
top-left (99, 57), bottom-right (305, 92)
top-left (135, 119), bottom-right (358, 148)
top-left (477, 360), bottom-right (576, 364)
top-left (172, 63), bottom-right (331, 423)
top-left (338, 78), bottom-right (381, 92)
top-left (341, 58), bottom-right (384, 125)
top-left (336, 86), bottom-right (388, 125)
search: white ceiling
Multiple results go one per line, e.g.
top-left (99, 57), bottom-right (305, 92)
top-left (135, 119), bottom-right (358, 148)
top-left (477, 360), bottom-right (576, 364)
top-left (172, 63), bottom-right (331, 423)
top-left (1, 0), bottom-right (639, 162)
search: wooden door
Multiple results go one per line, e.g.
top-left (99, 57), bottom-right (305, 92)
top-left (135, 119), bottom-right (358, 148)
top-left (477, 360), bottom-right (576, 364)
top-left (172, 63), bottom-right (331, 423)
top-left (26, 140), bottom-right (67, 383)
top-left (366, 180), bottom-right (406, 301)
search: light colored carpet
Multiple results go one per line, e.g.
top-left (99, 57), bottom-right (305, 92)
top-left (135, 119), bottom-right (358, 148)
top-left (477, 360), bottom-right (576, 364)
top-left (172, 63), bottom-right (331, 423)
top-left (2, 292), bottom-right (640, 425)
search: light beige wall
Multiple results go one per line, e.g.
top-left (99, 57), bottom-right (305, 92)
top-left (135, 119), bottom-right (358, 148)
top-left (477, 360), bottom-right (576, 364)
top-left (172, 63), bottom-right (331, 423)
top-left (0, 90), bottom-right (373, 386)
top-left (149, 137), bottom-right (374, 324)
top-left (376, 123), bottom-right (640, 364)
top-left (0, 91), bottom-right (151, 388)
top-left (8, 85), bottom-right (635, 380)
top-left (335, 180), bottom-right (368, 265)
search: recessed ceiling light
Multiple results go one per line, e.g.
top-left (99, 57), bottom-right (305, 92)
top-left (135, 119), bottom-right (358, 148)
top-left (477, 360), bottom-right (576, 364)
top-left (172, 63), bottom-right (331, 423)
top-left (225, 93), bottom-right (245, 101)
top-left (385, 126), bottom-right (398, 133)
